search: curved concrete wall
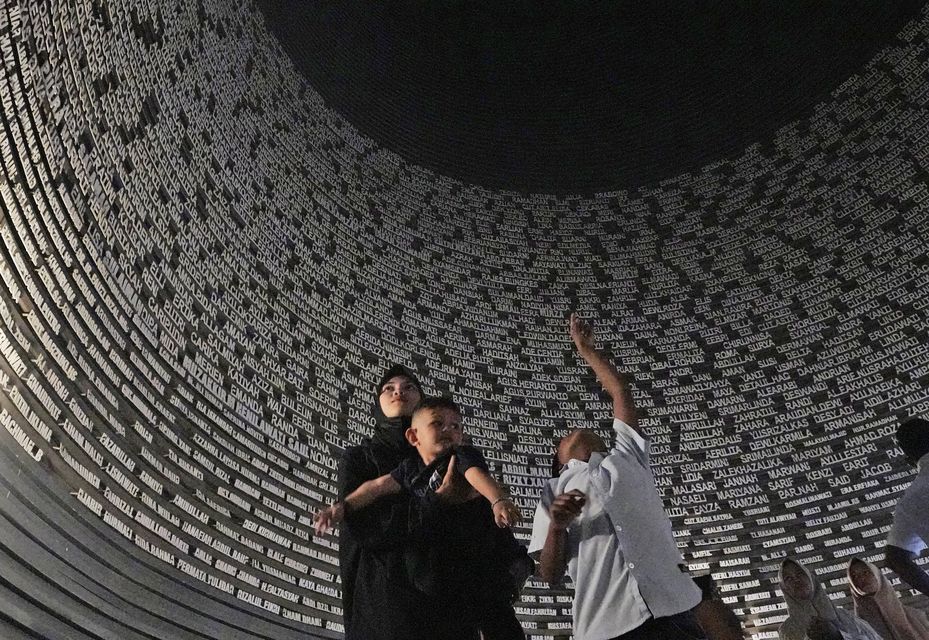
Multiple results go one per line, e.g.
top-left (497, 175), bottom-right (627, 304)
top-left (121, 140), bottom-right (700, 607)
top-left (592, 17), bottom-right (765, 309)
top-left (2, 1), bottom-right (929, 637)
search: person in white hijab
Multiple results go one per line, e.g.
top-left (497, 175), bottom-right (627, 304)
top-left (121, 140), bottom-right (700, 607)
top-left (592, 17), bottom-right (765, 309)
top-left (847, 557), bottom-right (929, 640)
top-left (779, 558), bottom-right (882, 640)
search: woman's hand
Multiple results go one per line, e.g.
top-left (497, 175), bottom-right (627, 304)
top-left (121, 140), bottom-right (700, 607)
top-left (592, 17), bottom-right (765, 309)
top-left (313, 502), bottom-right (345, 535)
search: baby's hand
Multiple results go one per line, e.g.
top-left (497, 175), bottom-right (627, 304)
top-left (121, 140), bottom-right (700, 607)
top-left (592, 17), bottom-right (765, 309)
top-left (493, 498), bottom-right (522, 528)
top-left (313, 502), bottom-right (345, 535)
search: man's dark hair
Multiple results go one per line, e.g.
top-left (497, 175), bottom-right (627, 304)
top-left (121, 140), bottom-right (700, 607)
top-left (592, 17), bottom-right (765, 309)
top-left (897, 417), bottom-right (929, 461)
top-left (413, 396), bottom-right (461, 418)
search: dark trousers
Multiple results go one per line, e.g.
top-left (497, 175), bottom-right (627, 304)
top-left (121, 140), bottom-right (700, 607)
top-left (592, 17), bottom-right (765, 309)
top-left (609, 611), bottom-right (706, 640)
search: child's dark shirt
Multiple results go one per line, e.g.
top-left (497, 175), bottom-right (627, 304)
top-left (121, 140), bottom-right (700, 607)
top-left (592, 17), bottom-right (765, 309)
top-left (389, 445), bottom-right (525, 606)
top-left (390, 444), bottom-right (488, 497)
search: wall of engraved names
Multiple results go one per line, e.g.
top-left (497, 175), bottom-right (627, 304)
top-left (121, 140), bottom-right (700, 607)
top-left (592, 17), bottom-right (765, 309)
top-left (2, 0), bottom-right (929, 638)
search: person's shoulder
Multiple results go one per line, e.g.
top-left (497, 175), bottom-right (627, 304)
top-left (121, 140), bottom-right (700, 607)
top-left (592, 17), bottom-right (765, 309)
top-left (342, 442), bottom-right (369, 460)
top-left (776, 617), bottom-right (800, 640)
top-left (456, 443), bottom-right (484, 458)
top-left (898, 473), bottom-right (929, 504)
top-left (396, 451), bottom-right (422, 472)
top-left (402, 447), bottom-right (423, 460)
top-left (455, 444), bottom-right (488, 468)
top-left (908, 470), bottom-right (929, 491)
top-left (607, 417), bottom-right (648, 455)
top-left (340, 440), bottom-right (379, 469)
top-left (612, 416), bottom-right (645, 441)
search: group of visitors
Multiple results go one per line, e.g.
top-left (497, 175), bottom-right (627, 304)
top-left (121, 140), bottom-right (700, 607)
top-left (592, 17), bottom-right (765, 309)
top-left (778, 556), bottom-right (929, 640)
top-left (778, 417), bottom-right (929, 640)
top-left (312, 313), bottom-right (929, 640)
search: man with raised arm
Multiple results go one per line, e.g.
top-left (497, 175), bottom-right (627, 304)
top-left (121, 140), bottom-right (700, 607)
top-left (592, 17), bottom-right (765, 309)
top-left (529, 314), bottom-right (705, 640)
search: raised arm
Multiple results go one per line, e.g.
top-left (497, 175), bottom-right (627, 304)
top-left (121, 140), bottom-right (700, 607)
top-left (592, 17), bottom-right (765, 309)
top-left (885, 544), bottom-right (929, 597)
top-left (464, 466), bottom-right (521, 527)
top-left (569, 313), bottom-right (640, 434)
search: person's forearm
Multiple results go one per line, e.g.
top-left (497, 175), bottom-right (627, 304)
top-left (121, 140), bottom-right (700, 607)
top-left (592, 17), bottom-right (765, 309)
top-left (577, 346), bottom-right (637, 427)
top-left (577, 346), bottom-right (623, 396)
top-left (338, 455), bottom-right (411, 549)
top-left (344, 475), bottom-right (400, 512)
top-left (538, 524), bottom-right (569, 584)
top-left (464, 467), bottom-right (505, 503)
top-left (887, 546), bottom-right (929, 597)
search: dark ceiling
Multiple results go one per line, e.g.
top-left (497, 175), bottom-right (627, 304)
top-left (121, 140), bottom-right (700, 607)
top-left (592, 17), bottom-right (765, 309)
top-left (256, 1), bottom-right (927, 194)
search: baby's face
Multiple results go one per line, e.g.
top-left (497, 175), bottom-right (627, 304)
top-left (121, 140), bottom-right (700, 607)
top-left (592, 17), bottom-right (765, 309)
top-left (409, 407), bottom-right (463, 459)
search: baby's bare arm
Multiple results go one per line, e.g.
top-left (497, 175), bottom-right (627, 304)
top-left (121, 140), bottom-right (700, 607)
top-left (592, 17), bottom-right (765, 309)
top-left (464, 467), bottom-right (521, 527)
top-left (464, 466), bottom-right (504, 502)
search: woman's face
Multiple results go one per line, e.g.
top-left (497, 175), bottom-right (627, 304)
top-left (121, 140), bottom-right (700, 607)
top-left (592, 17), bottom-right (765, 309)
top-left (782, 561), bottom-right (813, 601)
top-left (849, 560), bottom-right (879, 595)
top-left (378, 376), bottom-right (421, 418)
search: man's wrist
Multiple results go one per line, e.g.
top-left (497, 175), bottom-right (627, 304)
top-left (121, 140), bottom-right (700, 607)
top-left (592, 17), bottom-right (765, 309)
top-left (549, 520), bottom-right (570, 533)
top-left (576, 345), bottom-right (597, 360)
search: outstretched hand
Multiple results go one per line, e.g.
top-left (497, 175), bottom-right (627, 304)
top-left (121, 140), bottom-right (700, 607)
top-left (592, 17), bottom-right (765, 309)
top-left (492, 498), bottom-right (522, 528)
top-left (569, 313), bottom-right (595, 354)
top-left (313, 502), bottom-right (345, 535)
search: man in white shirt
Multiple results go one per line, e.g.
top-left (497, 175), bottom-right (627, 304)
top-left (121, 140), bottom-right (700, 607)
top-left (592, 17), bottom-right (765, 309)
top-left (885, 417), bottom-right (929, 596)
top-left (529, 314), bottom-right (704, 640)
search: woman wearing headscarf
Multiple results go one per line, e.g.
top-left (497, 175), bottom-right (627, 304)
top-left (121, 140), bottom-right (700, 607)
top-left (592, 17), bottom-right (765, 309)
top-left (847, 557), bottom-right (929, 640)
top-left (779, 558), bottom-right (882, 640)
top-left (336, 364), bottom-right (476, 640)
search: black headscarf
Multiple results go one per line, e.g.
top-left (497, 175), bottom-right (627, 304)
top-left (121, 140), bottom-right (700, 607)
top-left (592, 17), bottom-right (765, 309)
top-left (370, 364), bottom-right (424, 452)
